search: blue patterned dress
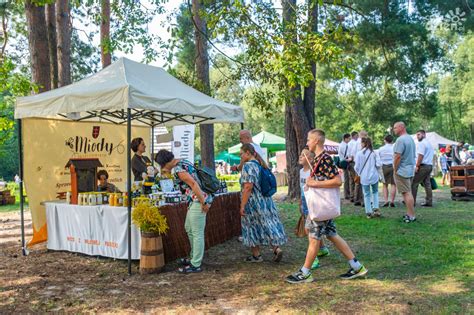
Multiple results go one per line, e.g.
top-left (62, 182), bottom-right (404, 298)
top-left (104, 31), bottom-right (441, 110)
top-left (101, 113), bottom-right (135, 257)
top-left (240, 161), bottom-right (287, 247)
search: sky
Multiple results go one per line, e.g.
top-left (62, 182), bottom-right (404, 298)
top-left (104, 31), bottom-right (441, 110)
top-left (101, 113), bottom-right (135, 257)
top-left (75, 0), bottom-right (181, 67)
top-left (74, 0), bottom-right (242, 68)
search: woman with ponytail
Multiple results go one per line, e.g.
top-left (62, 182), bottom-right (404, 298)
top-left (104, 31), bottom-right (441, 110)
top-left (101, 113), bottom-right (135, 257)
top-left (239, 143), bottom-right (287, 263)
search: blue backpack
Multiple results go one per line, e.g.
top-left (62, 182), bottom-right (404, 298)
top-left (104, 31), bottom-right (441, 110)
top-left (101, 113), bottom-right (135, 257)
top-left (250, 160), bottom-right (277, 197)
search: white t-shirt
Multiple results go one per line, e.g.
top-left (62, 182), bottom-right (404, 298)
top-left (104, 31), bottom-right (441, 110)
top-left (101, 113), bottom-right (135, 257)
top-left (251, 143), bottom-right (265, 159)
top-left (377, 144), bottom-right (394, 165)
top-left (299, 168), bottom-right (311, 191)
top-left (347, 139), bottom-right (358, 159)
top-left (416, 139), bottom-right (434, 166)
top-left (338, 141), bottom-right (349, 161)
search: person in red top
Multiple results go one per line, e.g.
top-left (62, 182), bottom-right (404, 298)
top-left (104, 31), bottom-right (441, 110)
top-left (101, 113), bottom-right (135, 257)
top-left (286, 129), bottom-right (368, 284)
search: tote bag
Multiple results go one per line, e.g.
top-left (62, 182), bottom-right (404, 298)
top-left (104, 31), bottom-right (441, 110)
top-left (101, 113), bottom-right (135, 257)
top-left (303, 154), bottom-right (341, 221)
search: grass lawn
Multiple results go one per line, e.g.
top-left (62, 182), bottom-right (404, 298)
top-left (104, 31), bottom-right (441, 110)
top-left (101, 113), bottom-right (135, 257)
top-left (1, 179), bottom-right (472, 313)
top-left (273, 183), bottom-right (472, 313)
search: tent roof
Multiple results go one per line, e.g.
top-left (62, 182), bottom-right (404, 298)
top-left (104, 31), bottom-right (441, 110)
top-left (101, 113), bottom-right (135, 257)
top-left (410, 132), bottom-right (457, 149)
top-left (229, 132), bottom-right (339, 154)
top-left (15, 58), bottom-right (244, 126)
top-left (228, 131), bottom-right (286, 153)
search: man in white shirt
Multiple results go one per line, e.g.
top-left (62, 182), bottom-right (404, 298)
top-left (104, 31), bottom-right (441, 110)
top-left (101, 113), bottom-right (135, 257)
top-left (338, 133), bottom-right (351, 200)
top-left (377, 135), bottom-right (396, 207)
top-left (346, 131), bottom-right (359, 202)
top-left (412, 129), bottom-right (434, 207)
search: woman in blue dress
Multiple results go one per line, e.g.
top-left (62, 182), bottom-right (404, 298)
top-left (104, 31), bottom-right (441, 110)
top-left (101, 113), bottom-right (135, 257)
top-left (239, 143), bottom-right (287, 262)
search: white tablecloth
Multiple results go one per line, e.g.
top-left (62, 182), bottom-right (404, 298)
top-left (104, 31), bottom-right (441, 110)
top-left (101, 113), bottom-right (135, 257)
top-left (45, 203), bottom-right (141, 259)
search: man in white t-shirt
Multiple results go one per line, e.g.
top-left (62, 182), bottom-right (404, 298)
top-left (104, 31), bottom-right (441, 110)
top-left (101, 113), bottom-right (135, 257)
top-left (377, 134), bottom-right (396, 207)
top-left (412, 129), bottom-right (434, 207)
top-left (338, 133), bottom-right (351, 200)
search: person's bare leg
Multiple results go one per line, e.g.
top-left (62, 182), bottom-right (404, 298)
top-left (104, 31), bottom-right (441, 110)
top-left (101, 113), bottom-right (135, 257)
top-left (327, 235), bottom-right (355, 260)
top-left (383, 183), bottom-right (389, 204)
top-left (251, 246), bottom-right (260, 257)
top-left (390, 184), bottom-right (397, 203)
top-left (402, 191), bottom-right (415, 217)
top-left (303, 237), bottom-right (320, 269)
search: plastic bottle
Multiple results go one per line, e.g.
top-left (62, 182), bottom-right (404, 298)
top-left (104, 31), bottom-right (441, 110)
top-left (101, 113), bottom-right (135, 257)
top-left (78, 193), bottom-right (83, 205)
top-left (117, 193), bottom-right (123, 206)
top-left (88, 193), bottom-right (96, 206)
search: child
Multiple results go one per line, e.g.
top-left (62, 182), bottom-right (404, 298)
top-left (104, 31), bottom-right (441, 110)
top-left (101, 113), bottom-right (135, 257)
top-left (286, 129), bottom-right (368, 284)
top-left (299, 148), bottom-right (330, 270)
top-left (439, 148), bottom-right (449, 186)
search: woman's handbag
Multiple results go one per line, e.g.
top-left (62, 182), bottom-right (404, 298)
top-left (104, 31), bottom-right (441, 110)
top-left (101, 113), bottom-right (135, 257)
top-left (295, 214), bottom-right (307, 237)
top-left (354, 151), bottom-right (372, 184)
top-left (303, 154), bottom-right (341, 221)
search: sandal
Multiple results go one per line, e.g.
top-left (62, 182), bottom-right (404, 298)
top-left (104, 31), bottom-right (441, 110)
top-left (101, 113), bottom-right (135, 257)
top-left (177, 258), bottom-right (191, 266)
top-left (244, 255), bottom-right (263, 263)
top-left (273, 247), bottom-right (283, 262)
top-left (177, 264), bottom-right (202, 274)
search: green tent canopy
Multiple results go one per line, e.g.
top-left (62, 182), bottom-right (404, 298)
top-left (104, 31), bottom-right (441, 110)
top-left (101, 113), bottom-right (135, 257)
top-left (215, 151), bottom-right (240, 165)
top-left (228, 131), bottom-right (286, 154)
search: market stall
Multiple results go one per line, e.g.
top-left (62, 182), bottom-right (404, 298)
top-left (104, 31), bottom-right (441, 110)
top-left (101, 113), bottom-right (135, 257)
top-left (44, 192), bottom-right (241, 262)
top-left (15, 57), bottom-right (245, 274)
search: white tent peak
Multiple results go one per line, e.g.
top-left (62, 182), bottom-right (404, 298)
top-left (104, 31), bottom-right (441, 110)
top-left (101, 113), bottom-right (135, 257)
top-left (15, 57), bottom-right (244, 126)
top-left (411, 131), bottom-right (457, 149)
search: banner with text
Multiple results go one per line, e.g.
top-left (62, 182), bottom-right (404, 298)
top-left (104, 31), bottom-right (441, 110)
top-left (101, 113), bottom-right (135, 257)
top-left (172, 125), bottom-right (195, 162)
top-left (22, 118), bottom-right (149, 246)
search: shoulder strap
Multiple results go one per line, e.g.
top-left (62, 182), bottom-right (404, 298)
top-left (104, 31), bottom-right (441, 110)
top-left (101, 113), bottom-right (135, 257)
top-left (360, 150), bottom-right (372, 173)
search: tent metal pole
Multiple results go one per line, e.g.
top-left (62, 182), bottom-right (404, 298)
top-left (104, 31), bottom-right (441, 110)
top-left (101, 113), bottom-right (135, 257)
top-left (151, 125), bottom-right (154, 166)
top-left (17, 119), bottom-right (26, 256)
top-left (127, 109), bottom-right (132, 275)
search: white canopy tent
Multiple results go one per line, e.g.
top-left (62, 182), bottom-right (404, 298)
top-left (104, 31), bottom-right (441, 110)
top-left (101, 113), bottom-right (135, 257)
top-left (411, 132), bottom-right (457, 150)
top-left (15, 57), bottom-right (244, 126)
top-left (14, 57), bottom-right (245, 274)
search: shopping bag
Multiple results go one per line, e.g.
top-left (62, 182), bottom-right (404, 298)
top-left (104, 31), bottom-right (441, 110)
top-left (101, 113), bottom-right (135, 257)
top-left (430, 177), bottom-right (438, 190)
top-left (304, 186), bottom-right (341, 221)
top-left (294, 214), bottom-right (307, 238)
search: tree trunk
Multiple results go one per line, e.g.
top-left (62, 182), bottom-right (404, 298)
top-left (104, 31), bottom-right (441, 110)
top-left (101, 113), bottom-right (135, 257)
top-left (45, 2), bottom-right (58, 89)
top-left (56, 0), bottom-right (71, 86)
top-left (303, 1), bottom-right (318, 128)
top-left (100, 0), bottom-right (111, 68)
top-left (25, 1), bottom-right (51, 93)
top-left (282, 0), bottom-right (313, 199)
top-left (192, 0), bottom-right (214, 170)
top-left (285, 102), bottom-right (300, 200)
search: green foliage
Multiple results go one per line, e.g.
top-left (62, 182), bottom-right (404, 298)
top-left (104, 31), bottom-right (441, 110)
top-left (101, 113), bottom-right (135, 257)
top-left (77, 0), bottom-right (167, 64)
top-left (435, 34), bottom-right (474, 142)
top-left (0, 58), bottom-right (36, 145)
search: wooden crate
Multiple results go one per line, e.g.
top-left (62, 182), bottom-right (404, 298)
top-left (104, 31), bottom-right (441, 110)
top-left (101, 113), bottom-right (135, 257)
top-left (450, 165), bottom-right (474, 194)
top-left (7, 196), bottom-right (16, 205)
top-left (0, 190), bottom-right (11, 197)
